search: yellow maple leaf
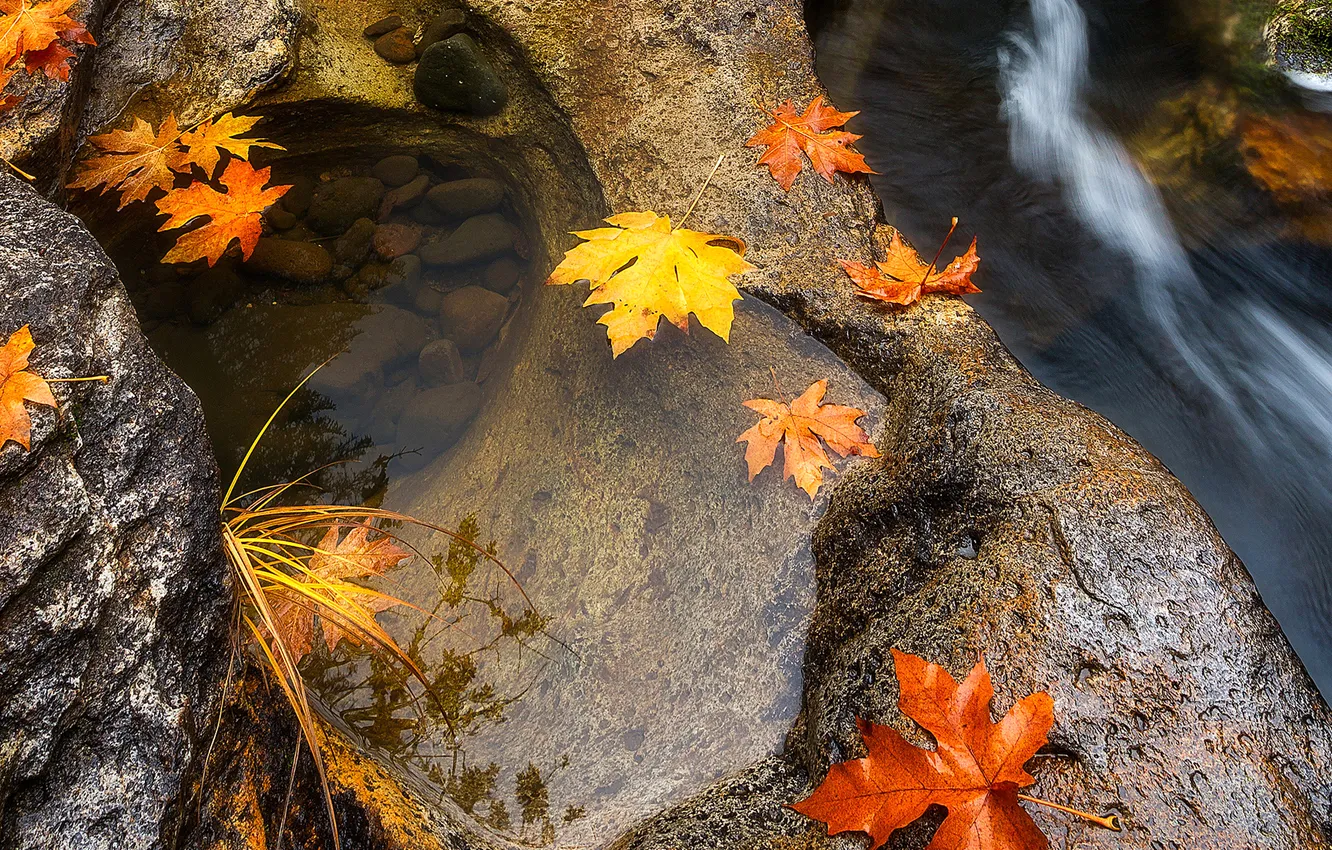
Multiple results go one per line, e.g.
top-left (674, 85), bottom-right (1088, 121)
top-left (67, 115), bottom-right (189, 209)
top-left (155, 159), bottom-right (290, 266)
top-left (0, 324), bottom-right (56, 451)
top-left (545, 211), bottom-right (754, 357)
top-left (178, 112), bottom-right (283, 178)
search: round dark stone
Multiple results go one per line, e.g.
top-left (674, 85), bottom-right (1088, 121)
top-left (307, 177), bottom-right (386, 235)
top-left (414, 34), bottom-right (508, 116)
top-left (425, 177), bottom-right (504, 220)
top-left (242, 238), bottom-right (333, 284)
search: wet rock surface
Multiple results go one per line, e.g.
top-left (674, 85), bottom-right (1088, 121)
top-left (0, 176), bottom-right (229, 849)
top-left (1267, 1), bottom-right (1332, 81)
top-left (1, 0), bottom-right (1329, 847)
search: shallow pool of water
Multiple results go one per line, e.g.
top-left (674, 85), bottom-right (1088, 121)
top-left (80, 147), bottom-right (886, 846)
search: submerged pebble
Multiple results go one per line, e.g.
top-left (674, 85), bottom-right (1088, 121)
top-left (419, 338), bottom-right (466, 386)
top-left (426, 177), bottom-right (504, 219)
top-left (396, 382), bottom-right (482, 468)
top-left (243, 238), bottom-right (333, 284)
top-left (420, 213), bottom-right (514, 266)
top-left (372, 155), bottom-right (421, 187)
top-left (334, 217), bottom-right (378, 266)
top-left (308, 177), bottom-right (386, 234)
top-left (440, 285), bottom-right (508, 352)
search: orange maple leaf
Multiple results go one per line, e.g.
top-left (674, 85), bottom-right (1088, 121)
top-left (177, 112), bottom-right (283, 178)
top-left (68, 115), bottom-right (189, 209)
top-left (155, 158), bottom-right (290, 266)
top-left (792, 650), bottom-right (1055, 850)
top-left (738, 378), bottom-right (878, 499)
top-left (0, 0), bottom-right (86, 67)
top-left (267, 523), bottom-right (411, 663)
top-left (746, 96), bottom-right (874, 191)
top-left (0, 324), bottom-right (56, 451)
top-left (840, 228), bottom-right (981, 307)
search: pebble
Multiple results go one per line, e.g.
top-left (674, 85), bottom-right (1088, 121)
top-left (419, 213), bottom-right (514, 266)
top-left (416, 9), bottom-right (466, 57)
top-left (281, 176), bottom-right (316, 216)
top-left (307, 177), bottom-right (386, 234)
top-left (439, 285), bottom-right (508, 352)
top-left (375, 28), bottom-right (418, 64)
top-left (372, 155), bottom-right (421, 188)
top-left (368, 377), bottom-right (420, 443)
top-left (189, 264), bottom-right (245, 324)
top-left (418, 338), bottom-right (467, 386)
top-left (410, 203), bottom-right (448, 226)
top-left (386, 254), bottom-right (422, 289)
top-left (348, 305), bottom-right (433, 374)
top-left (379, 174), bottom-right (431, 219)
top-left (358, 262), bottom-right (391, 290)
top-left (425, 177), bottom-right (504, 219)
top-left (265, 206), bottom-right (297, 231)
top-left (414, 284), bottom-right (443, 315)
top-left (482, 255), bottom-right (521, 294)
top-left (364, 14), bottom-right (403, 38)
top-left (334, 217), bottom-right (377, 265)
top-left (414, 34), bottom-right (508, 116)
top-left (242, 238), bottom-right (333, 284)
top-left (396, 382), bottom-right (482, 469)
top-left (373, 223), bottom-right (423, 259)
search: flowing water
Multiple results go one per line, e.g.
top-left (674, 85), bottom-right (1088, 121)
top-left (812, 0), bottom-right (1332, 691)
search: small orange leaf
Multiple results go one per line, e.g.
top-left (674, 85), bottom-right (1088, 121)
top-left (0, 324), bottom-right (56, 451)
top-left (155, 158), bottom-right (290, 266)
top-left (791, 650), bottom-right (1055, 850)
top-left (841, 228), bottom-right (981, 307)
top-left (737, 378), bottom-right (878, 499)
top-left (746, 96), bottom-right (874, 191)
top-left (0, 0), bottom-right (86, 67)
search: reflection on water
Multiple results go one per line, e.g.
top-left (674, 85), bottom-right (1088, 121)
top-left (81, 148), bottom-right (887, 845)
top-left (812, 0), bottom-right (1332, 690)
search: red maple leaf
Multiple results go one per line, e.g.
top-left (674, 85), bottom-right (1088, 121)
top-left (792, 650), bottom-right (1054, 850)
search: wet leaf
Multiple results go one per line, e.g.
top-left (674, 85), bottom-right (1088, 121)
top-left (738, 378), bottom-right (878, 498)
top-left (792, 650), bottom-right (1054, 850)
top-left (841, 228), bottom-right (980, 307)
top-left (746, 96), bottom-right (874, 191)
top-left (178, 112), bottom-right (283, 178)
top-left (267, 522), bottom-right (411, 663)
top-left (68, 115), bottom-right (189, 208)
top-left (546, 211), bottom-right (753, 357)
top-left (0, 0), bottom-right (88, 67)
top-left (0, 324), bottom-right (56, 451)
top-left (155, 158), bottom-right (291, 266)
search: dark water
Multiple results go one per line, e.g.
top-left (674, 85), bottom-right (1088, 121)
top-left (811, 0), bottom-right (1332, 692)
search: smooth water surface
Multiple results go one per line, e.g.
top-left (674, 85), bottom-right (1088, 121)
top-left (812, 0), bottom-right (1332, 691)
top-left (87, 151), bottom-right (886, 846)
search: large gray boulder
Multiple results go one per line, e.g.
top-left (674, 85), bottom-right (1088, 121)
top-left (0, 174), bottom-right (230, 849)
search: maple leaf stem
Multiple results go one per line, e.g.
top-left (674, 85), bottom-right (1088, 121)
top-left (920, 216), bottom-right (959, 287)
top-left (677, 153), bottom-right (725, 230)
top-left (1, 154), bottom-right (34, 181)
top-left (45, 375), bottom-right (110, 383)
top-left (1016, 793), bottom-right (1123, 832)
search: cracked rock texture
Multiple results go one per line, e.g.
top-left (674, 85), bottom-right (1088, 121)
top-left (0, 174), bottom-right (230, 849)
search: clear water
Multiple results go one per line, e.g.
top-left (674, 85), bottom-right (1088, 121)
top-left (81, 153), bottom-right (886, 846)
top-left (812, 0), bottom-right (1332, 691)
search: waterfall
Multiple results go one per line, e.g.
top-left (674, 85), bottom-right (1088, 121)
top-left (998, 0), bottom-right (1332, 480)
